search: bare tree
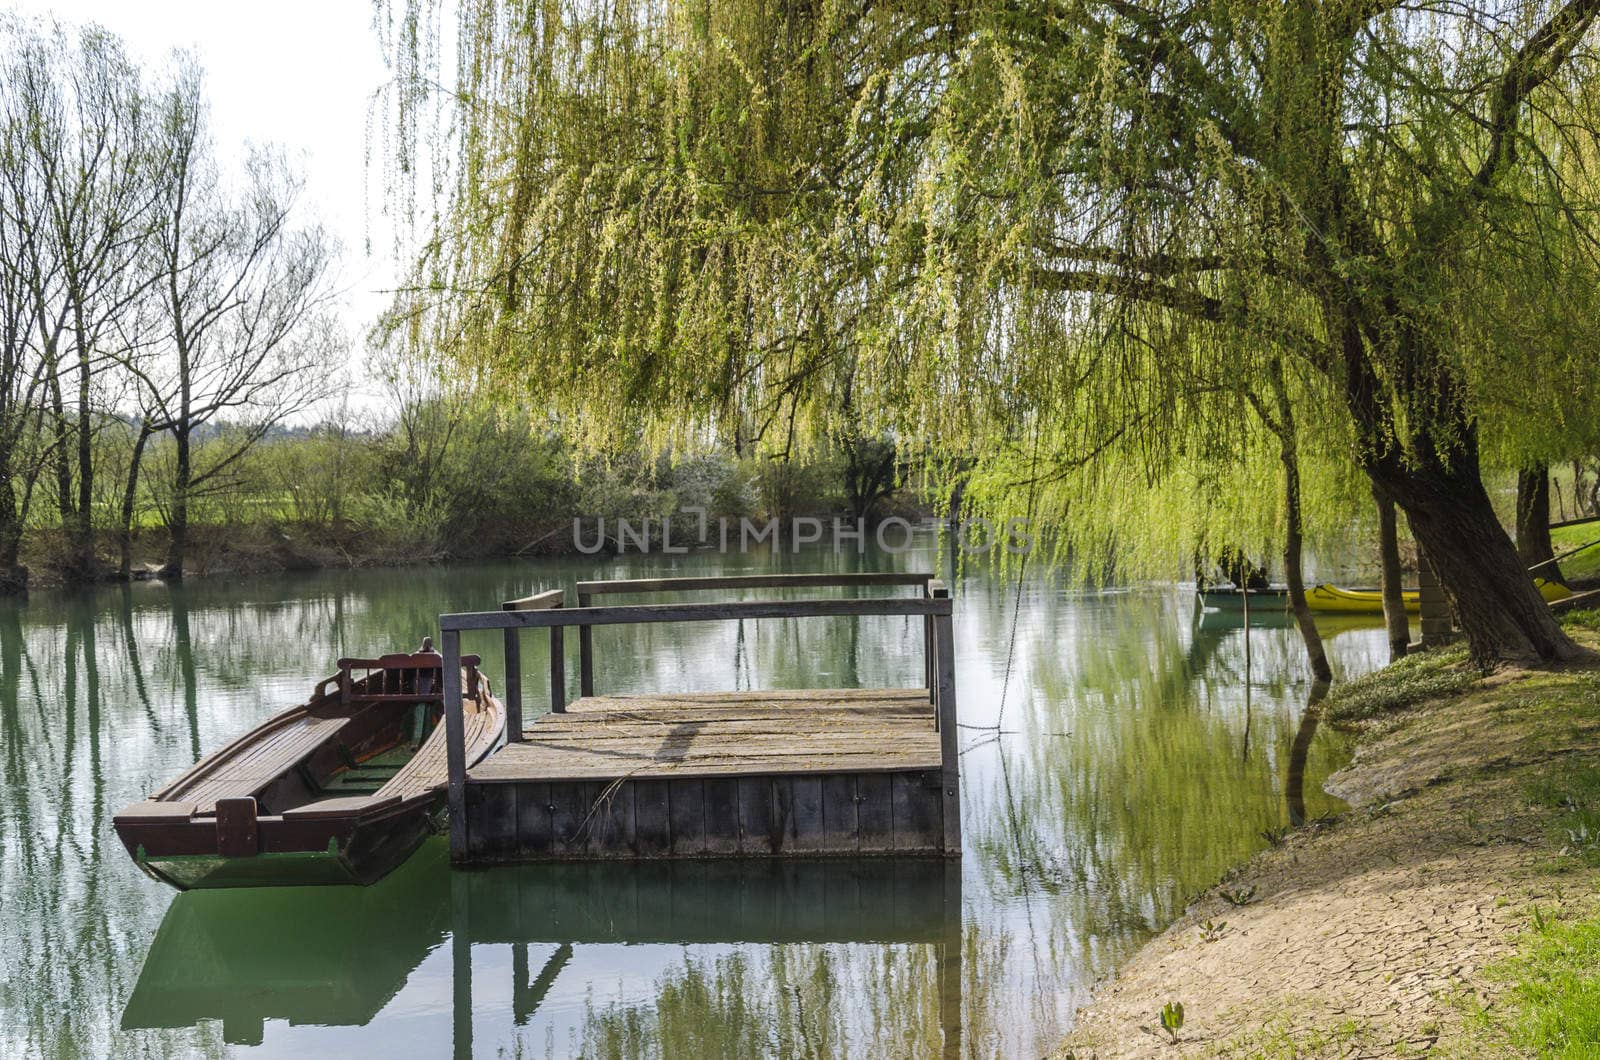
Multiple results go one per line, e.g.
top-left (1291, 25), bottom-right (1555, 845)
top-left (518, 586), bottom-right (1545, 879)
top-left (0, 119), bottom-right (51, 593)
top-left (125, 60), bottom-right (339, 578)
top-left (1, 21), bottom-right (158, 580)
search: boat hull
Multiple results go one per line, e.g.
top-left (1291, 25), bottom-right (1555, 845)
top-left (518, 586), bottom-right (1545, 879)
top-left (1196, 586), bottom-right (1291, 610)
top-left (1304, 578), bottom-right (1571, 615)
top-left (122, 797), bottom-right (444, 890)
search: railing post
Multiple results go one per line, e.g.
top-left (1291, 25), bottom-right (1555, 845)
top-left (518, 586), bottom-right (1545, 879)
top-left (928, 579), bottom-right (949, 717)
top-left (1417, 547), bottom-right (1454, 647)
top-left (578, 592), bottom-right (595, 697)
top-left (442, 628), bottom-right (468, 861)
top-left (502, 624), bottom-right (523, 742)
top-left (550, 619), bottom-right (566, 713)
top-left (932, 588), bottom-right (960, 857)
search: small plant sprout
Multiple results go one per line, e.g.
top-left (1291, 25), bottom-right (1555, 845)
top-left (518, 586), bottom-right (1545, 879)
top-left (1200, 919), bottom-right (1227, 943)
top-left (1221, 885), bottom-right (1257, 907)
top-left (1531, 905), bottom-right (1551, 934)
top-left (1260, 825), bottom-right (1290, 847)
top-left (1160, 1000), bottom-right (1185, 1042)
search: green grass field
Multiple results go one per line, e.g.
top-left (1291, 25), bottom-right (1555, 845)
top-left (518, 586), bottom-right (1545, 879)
top-left (1552, 522), bottom-right (1600, 582)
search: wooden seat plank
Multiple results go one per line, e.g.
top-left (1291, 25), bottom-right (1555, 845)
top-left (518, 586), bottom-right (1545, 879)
top-left (282, 794), bottom-right (402, 819)
top-left (167, 713), bottom-right (351, 811)
top-left (377, 706), bottom-right (496, 801)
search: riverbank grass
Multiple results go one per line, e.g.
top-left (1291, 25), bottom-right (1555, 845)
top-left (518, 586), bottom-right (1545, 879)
top-left (1462, 754), bottom-right (1600, 1057)
top-left (1321, 643), bottom-right (1476, 723)
top-left (1472, 899), bottom-right (1600, 1056)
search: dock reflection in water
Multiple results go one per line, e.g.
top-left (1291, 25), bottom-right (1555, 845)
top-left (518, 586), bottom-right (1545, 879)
top-left (124, 850), bottom-right (964, 1057)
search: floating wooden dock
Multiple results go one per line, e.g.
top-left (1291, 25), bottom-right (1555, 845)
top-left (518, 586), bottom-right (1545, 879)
top-left (439, 573), bottom-right (960, 863)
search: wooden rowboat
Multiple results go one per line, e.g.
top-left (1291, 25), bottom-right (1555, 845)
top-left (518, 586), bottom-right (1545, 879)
top-left (114, 641), bottom-right (503, 890)
top-left (1304, 577), bottom-right (1572, 615)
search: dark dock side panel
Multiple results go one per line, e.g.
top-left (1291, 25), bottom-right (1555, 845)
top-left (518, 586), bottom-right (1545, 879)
top-left (464, 689), bottom-right (946, 860)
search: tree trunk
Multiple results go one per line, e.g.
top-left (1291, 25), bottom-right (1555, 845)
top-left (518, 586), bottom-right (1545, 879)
top-left (163, 428), bottom-right (190, 580)
top-left (1515, 465), bottom-right (1562, 585)
top-left (1266, 361), bottom-right (1332, 683)
top-left (118, 423), bottom-right (152, 579)
top-left (1373, 486), bottom-right (1409, 662)
top-left (48, 372), bottom-right (74, 526)
top-left (71, 341), bottom-right (96, 579)
top-left (0, 454), bottom-right (27, 595)
top-left (1336, 299), bottom-right (1577, 667)
top-left (1372, 458), bottom-right (1579, 668)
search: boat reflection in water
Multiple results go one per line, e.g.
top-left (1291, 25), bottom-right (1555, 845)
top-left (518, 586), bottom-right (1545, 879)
top-left (121, 841), bottom-right (450, 1044)
top-left (123, 848), bottom-right (963, 1057)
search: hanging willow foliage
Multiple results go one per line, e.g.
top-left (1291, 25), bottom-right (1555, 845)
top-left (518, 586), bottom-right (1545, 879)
top-left (375, 0), bottom-right (1600, 659)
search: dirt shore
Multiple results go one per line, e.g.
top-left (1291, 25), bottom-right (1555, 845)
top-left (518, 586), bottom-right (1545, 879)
top-left (1059, 629), bottom-right (1600, 1058)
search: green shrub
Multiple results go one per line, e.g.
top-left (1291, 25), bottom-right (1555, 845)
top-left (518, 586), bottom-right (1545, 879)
top-left (1323, 645), bottom-right (1477, 722)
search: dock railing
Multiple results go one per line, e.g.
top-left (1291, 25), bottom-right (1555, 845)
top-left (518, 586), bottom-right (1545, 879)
top-left (571, 572), bottom-right (938, 696)
top-left (438, 572), bottom-right (957, 862)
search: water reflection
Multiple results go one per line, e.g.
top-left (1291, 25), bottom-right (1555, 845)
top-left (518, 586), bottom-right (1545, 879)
top-left (124, 853), bottom-right (966, 1058)
top-left (0, 547), bottom-right (1387, 1057)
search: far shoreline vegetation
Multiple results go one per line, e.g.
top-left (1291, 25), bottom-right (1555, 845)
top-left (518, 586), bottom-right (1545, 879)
top-left (13, 412), bottom-right (1600, 594)
top-left (10, 407), bottom-right (932, 589)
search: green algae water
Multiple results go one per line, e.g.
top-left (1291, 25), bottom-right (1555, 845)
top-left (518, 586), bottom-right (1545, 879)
top-left (0, 541), bottom-right (1385, 1057)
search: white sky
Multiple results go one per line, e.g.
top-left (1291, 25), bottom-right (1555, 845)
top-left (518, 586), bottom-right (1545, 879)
top-left (10, 1), bottom-right (407, 377)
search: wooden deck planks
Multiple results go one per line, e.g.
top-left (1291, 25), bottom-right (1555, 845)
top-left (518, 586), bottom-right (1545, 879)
top-left (469, 690), bottom-right (939, 784)
top-left (462, 688), bottom-right (951, 859)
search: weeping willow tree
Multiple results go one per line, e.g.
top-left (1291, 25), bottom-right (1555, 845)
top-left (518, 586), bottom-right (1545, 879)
top-left (375, 0), bottom-right (1600, 667)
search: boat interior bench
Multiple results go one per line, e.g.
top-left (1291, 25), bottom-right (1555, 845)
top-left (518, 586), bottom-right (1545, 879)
top-left (160, 711), bottom-right (357, 815)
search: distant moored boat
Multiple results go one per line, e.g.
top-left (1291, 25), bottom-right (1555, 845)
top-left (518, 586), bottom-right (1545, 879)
top-left (1303, 578), bottom-right (1571, 615)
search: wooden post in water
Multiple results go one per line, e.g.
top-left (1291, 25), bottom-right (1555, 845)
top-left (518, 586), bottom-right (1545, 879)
top-left (442, 628), bottom-right (468, 861)
top-left (450, 868), bottom-right (473, 1060)
top-left (939, 857), bottom-right (964, 1060)
top-left (578, 591), bottom-right (595, 697)
top-left (501, 626), bottom-right (522, 742)
top-left (931, 581), bottom-right (961, 856)
top-left (1417, 547), bottom-right (1454, 647)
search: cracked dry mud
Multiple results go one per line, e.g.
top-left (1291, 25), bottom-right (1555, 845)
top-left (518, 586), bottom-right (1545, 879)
top-left (1057, 650), bottom-right (1600, 1058)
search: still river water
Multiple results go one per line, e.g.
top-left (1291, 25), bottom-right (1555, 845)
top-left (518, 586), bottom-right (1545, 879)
top-left (0, 538), bottom-right (1390, 1058)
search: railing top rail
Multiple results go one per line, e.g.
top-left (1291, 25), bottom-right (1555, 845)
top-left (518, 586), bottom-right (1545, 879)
top-left (441, 594), bottom-right (951, 633)
top-left (503, 588), bottom-right (566, 611)
top-left (575, 572), bottom-right (933, 597)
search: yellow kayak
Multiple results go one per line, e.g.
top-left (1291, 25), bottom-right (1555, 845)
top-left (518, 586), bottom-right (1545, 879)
top-left (1305, 578), bottom-right (1571, 615)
